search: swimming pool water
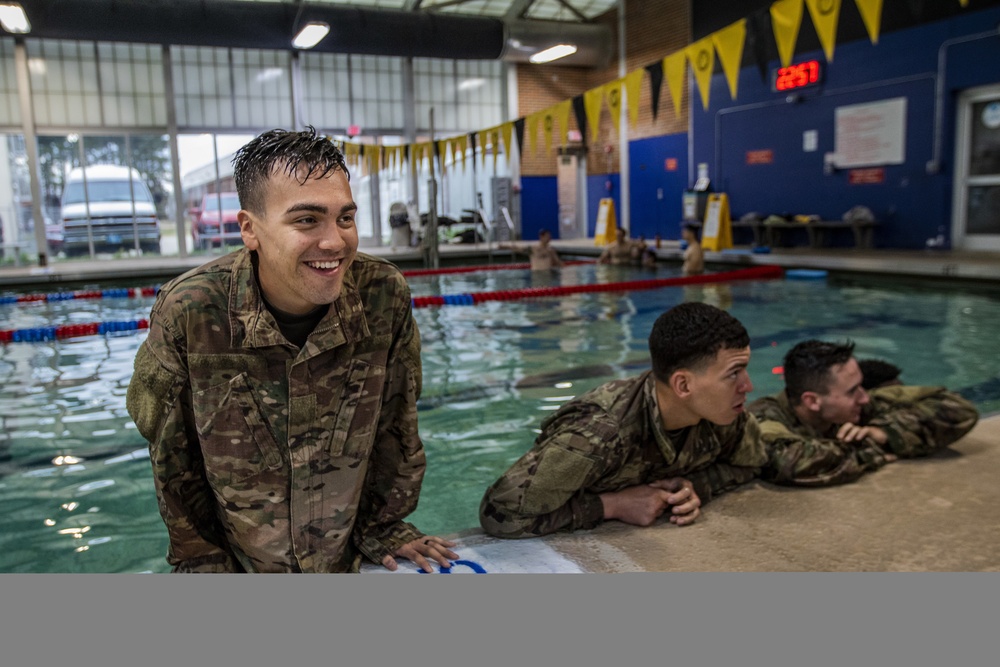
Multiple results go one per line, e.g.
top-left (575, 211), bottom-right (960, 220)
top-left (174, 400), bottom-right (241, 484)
top-left (1, 263), bottom-right (998, 571)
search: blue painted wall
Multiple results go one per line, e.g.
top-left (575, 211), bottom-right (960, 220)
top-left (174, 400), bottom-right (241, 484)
top-left (690, 6), bottom-right (1000, 249)
top-left (628, 133), bottom-right (690, 241)
top-left (519, 176), bottom-right (559, 240)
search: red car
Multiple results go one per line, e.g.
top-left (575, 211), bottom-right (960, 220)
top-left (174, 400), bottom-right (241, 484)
top-left (191, 192), bottom-right (243, 250)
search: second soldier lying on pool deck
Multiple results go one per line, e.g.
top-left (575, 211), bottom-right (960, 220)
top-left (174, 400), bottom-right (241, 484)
top-left (479, 302), bottom-right (766, 539)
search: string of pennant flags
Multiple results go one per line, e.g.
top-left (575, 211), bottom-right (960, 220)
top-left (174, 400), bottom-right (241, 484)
top-left (331, 0), bottom-right (971, 176)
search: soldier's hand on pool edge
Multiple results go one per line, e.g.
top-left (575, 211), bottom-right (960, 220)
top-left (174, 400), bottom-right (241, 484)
top-left (382, 535), bottom-right (459, 573)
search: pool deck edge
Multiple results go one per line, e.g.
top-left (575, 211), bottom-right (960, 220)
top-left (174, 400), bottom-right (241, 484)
top-left (432, 413), bottom-right (1000, 573)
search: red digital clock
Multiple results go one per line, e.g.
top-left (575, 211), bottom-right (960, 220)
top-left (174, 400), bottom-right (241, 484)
top-left (772, 60), bottom-right (823, 93)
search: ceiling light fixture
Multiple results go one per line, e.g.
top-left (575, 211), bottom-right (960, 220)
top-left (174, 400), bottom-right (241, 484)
top-left (529, 44), bottom-right (577, 64)
top-left (292, 21), bottom-right (329, 49)
top-left (0, 3), bottom-right (30, 34)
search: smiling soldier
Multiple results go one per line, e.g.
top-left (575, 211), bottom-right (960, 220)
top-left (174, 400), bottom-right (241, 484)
top-left (127, 127), bottom-right (457, 573)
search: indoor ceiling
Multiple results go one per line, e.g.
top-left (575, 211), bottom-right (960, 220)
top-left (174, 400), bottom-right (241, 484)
top-left (12, 0), bottom-right (619, 65)
top-left (241, 0), bottom-right (620, 22)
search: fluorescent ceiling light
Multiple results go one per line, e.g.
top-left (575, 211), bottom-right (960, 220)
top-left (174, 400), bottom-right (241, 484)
top-left (292, 21), bottom-right (329, 49)
top-left (529, 44), bottom-right (577, 64)
top-left (256, 67), bottom-right (284, 83)
top-left (0, 3), bottom-right (30, 34)
top-left (458, 78), bottom-right (486, 91)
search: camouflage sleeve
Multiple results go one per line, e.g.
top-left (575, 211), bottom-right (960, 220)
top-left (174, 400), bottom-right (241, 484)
top-left (685, 413), bottom-right (767, 502)
top-left (867, 386), bottom-right (980, 457)
top-left (756, 417), bottom-right (890, 487)
top-left (126, 324), bottom-right (242, 573)
top-left (353, 297), bottom-right (425, 565)
top-left (478, 412), bottom-right (611, 539)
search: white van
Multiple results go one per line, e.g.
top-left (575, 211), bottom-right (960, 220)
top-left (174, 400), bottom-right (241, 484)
top-left (60, 164), bottom-right (160, 256)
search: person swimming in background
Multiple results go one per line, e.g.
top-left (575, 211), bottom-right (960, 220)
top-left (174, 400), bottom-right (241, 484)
top-left (501, 228), bottom-right (563, 271)
top-left (681, 224), bottom-right (704, 276)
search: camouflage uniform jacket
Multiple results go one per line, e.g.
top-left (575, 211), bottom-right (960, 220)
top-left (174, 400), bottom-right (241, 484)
top-left (126, 248), bottom-right (426, 572)
top-left (479, 371), bottom-right (766, 538)
top-left (749, 385), bottom-right (979, 487)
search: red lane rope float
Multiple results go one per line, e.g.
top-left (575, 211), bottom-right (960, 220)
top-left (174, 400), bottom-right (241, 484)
top-left (402, 259), bottom-right (593, 277)
top-left (0, 319), bottom-right (149, 344)
top-left (411, 265), bottom-right (784, 308)
top-left (0, 286), bottom-right (159, 305)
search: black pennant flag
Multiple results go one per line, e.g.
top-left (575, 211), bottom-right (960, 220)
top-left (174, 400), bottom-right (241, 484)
top-left (571, 95), bottom-right (587, 147)
top-left (745, 8), bottom-right (774, 85)
top-left (513, 117), bottom-right (526, 154)
top-left (645, 62), bottom-right (664, 120)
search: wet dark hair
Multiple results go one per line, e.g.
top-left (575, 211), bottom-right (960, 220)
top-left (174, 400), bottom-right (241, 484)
top-left (649, 302), bottom-right (749, 382)
top-left (232, 126), bottom-right (349, 216)
top-left (683, 223), bottom-right (700, 239)
top-left (858, 358), bottom-right (902, 390)
top-left (783, 339), bottom-right (855, 406)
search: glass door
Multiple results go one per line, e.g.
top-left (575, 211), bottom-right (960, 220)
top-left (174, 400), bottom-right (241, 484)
top-left (952, 84), bottom-right (1000, 251)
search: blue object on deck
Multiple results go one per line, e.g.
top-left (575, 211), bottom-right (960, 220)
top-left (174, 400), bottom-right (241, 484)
top-left (752, 246), bottom-right (771, 254)
top-left (786, 269), bottom-right (828, 280)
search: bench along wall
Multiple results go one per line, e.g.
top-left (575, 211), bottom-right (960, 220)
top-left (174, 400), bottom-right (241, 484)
top-left (690, 5), bottom-right (1000, 250)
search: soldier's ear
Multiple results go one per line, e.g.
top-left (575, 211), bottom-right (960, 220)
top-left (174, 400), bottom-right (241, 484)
top-left (239, 210), bottom-right (260, 251)
top-left (670, 369), bottom-right (693, 398)
top-left (800, 391), bottom-right (822, 412)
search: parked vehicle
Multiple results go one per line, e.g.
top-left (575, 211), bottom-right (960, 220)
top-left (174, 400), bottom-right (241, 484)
top-left (190, 192), bottom-right (243, 250)
top-left (59, 164), bottom-right (160, 256)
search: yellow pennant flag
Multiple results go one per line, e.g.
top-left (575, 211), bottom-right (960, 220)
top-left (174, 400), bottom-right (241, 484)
top-left (771, 0), bottom-right (805, 68)
top-left (477, 130), bottom-right (489, 166)
top-left (712, 19), bottom-right (747, 101)
top-left (663, 51), bottom-right (686, 117)
top-left (854, 0), bottom-right (882, 45)
top-left (685, 37), bottom-right (715, 111)
top-left (584, 87), bottom-right (604, 143)
top-left (501, 122), bottom-right (514, 162)
top-left (542, 108), bottom-right (555, 154)
top-left (344, 142), bottom-right (359, 168)
top-left (419, 142), bottom-right (431, 171)
top-left (624, 69), bottom-right (644, 127)
top-left (526, 113), bottom-right (539, 155)
top-left (806, 0), bottom-right (841, 62)
top-left (605, 79), bottom-right (624, 134)
top-left (554, 99), bottom-right (572, 146)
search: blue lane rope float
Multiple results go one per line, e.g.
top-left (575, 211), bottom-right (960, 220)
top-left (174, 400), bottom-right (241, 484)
top-left (785, 269), bottom-right (828, 280)
top-left (0, 319), bottom-right (149, 344)
top-left (0, 286), bottom-right (160, 305)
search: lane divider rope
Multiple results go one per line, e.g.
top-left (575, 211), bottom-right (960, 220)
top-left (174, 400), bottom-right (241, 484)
top-left (0, 261), bottom-right (596, 304)
top-left (0, 265), bottom-right (783, 342)
top-left (411, 265), bottom-right (785, 308)
top-left (1, 319), bottom-right (149, 344)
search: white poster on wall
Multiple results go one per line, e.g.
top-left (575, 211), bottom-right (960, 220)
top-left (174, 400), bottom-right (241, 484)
top-left (833, 97), bottom-right (907, 168)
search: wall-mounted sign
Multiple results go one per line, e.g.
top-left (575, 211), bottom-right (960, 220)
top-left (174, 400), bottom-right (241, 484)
top-left (772, 60), bottom-right (823, 93)
top-left (746, 149), bottom-right (774, 165)
top-left (848, 167), bottom-right (885, 184)
top-left (834, 97), bottom-right (906, 168)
